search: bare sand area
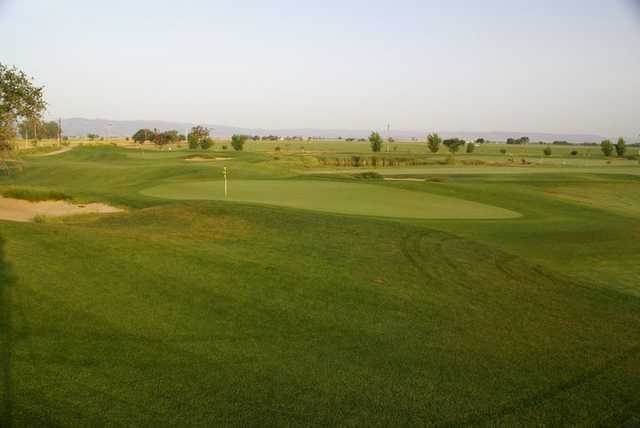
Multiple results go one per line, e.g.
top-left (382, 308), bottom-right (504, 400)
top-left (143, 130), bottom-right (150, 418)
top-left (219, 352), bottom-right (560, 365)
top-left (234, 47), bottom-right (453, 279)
top-left (0, 196), bottom-right (123, 222)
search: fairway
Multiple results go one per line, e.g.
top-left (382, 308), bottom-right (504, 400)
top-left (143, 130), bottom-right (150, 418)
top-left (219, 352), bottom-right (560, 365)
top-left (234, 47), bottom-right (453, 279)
top-left (142, 179), bottom-right (520, 219)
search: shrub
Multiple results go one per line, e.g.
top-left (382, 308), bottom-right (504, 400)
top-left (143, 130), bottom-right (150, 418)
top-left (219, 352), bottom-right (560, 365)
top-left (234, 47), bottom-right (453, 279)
top-left (427, 133), bottom-right (441, 153)
top-left (354, 171), bottom-right (382, 179)
top-left (500, 148), bottom-right (507, 154)
top-left (601, 140), bottom-right (613, 156)
top-left (231, 134), bottom-right (248, 151)
top-left (369, 132), bottom-right (383, 152)
top-left (571, 150), bottom-right (578, 156)
top-left (351, 156), bottom-right (361, 167)
top-left (200, 138), bottom-right (213, 150)
top-left (544, 147), bottom-right (552, 156)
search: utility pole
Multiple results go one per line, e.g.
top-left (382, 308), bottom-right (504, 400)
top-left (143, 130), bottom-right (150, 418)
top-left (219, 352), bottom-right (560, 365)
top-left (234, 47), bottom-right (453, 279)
top-left (223, 167), bottom-right (228, 199)
top-left (386, 123), bottom-right (390, 152)
top-left (58, 118), bottom-right (62, 146)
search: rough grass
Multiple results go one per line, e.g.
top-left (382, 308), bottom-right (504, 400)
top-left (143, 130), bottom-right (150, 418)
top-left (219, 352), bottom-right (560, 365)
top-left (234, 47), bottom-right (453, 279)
top-left (0, 144), bottom-right (639, 426)
top-left (1, 187), bottom-right (71, 202)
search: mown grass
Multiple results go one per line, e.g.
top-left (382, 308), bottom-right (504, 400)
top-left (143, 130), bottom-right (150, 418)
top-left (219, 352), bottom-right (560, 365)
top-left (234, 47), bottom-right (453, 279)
top-left (0, 144), bottom-right (639, 426)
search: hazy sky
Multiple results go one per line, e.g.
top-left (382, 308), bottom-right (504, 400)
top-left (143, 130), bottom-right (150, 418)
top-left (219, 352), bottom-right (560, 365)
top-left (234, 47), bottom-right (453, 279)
top-left (1, 0), bottom-right (639, 136)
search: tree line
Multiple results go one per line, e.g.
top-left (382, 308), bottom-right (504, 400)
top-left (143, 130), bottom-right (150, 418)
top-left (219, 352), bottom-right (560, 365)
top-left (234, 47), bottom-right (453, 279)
top-left (131, 127), bottom-right (249, 151)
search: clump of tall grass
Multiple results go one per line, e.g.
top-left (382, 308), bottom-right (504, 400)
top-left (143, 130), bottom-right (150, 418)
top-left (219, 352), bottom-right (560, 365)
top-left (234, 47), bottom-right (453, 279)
top-left (352, 171), bottom-right (383, 180)
top-left (1, 187), bottom-right (71, 202)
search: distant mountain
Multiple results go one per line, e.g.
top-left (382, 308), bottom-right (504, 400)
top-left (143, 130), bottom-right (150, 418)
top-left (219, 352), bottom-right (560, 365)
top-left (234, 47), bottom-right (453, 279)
top-left (59, 118), bottom-right (605, 143)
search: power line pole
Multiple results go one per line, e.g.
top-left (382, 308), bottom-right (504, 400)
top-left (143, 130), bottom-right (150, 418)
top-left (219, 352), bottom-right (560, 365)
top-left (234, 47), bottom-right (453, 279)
top-left (386, 123), bottom-right (390, 152)
top-left (58, 118), bottom-right (62, 146)
top-left (223, 167), bottom-right (228, 199)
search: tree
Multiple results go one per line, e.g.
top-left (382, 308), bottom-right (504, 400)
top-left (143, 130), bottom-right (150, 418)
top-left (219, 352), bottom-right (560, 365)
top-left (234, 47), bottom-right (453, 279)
top-left (0, 63), bottom-right (46, 151)
top-left (466, 143), bottom-right (475, 153)
top-left (442, 138), bottom-right (465, 154)
top-left (153, 130), bottom-right (179, 147)
top-left (200, 137), bottom-right (213, 150)
top-left (475, 138), bottom-right (485, 144)
top-left (601, 139), bottom-right (613, 157)
top-left (544, 146), bottom-right (552, 156)
top-left (369, 132), bottom-right (382, 152)
top-left (132, 128), bottom-right (155, 144)
top-left (188, 126), bottom-right (210, 150)
top-left (426, 133), bottom-right (441, 153)
top-left (18, 119), bottom-right (59, 140)
top-left (615, 137), bottom-right (626, 157)
top-left (87, 133), bottom-right (99, 141)
top-left (231, 134), bottom-right (248, 151)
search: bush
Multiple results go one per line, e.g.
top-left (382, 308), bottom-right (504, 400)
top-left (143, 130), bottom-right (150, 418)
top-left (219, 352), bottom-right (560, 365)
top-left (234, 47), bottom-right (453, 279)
top-left (351, 156), bottom-right (361, 167)
top-left (500, 148), bottom-right (507, 154)
top-left (353, 171), bottom-right (382, 180)
top-left (544, 147), bottom-right (552, 156)
top-left (369, 132), bottom-right (382, 152)
top-left (231, 134), bottom-right (248, 151)
top-left (200, 138), bottom-right (213, 150)
top-left (571, 150), bottom-right (578, 156)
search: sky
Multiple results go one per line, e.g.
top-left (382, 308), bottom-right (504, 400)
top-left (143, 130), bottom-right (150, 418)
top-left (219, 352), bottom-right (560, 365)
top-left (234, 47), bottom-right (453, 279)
top-left (1, 0), bottom-right (639, 137)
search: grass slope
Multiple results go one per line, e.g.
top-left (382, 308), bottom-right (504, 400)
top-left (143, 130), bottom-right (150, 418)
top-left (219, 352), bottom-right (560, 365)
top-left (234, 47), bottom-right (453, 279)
top-left (0, 145), bottom-right (639, 426)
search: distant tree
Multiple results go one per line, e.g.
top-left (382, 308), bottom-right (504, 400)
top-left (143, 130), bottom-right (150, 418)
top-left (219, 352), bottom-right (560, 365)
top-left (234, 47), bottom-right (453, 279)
top-left (153, 130), bottom-right (179, 147)
top-left (200, 137), bottom-right (213, 150)
top-left (388, 137), bottom-right (395, 143)
top-left (615, 137), bottom-right (626, 157)
top-left (87, 133), bottom-right (99, 141)
top-left (0, 63), bottom-right (46, 150)
top-left (552, 140), bottom-right (570, 145)
top-left (571, 150), bottom-right (578, 156)
top-left (188, 126), bottom-right (210, 150)
top-left (18, 119), bottom-right (59, 140)
top-left (466, 143), bottom-right (475, 153)
top-left (601, 139), bottom-right (614, 157)
top-left (369, 132), bottom-right (383, 152)
top-left (426, 133), bottom-right (441, 153)
top-left (132, 128), bottom-right (155, 144)
top-left (506, 138), bottom-right (516, 145)
top-left (230, 134), bottom-right (248, 151)
top-left (475, 138), bottom-right (485, 144)
top-left (544, 147), bottom-right (552, 156)
top-left (442, 138), bottom-right (465, 154)
top-left (500, 148), bottom-right (507, 154)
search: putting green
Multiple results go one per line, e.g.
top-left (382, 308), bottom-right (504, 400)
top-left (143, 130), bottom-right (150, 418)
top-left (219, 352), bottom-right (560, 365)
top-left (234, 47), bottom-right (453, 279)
top-left (142, 180), bottom-right (520, 219)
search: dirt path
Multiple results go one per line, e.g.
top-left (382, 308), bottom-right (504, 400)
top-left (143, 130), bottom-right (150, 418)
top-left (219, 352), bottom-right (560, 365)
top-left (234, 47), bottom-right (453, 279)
top-left (0, 197), bottom-right (123, 222)
top-left (184, 156), bottom-right (231, 162)
top-left (31, 147), bottom-right (72, 157)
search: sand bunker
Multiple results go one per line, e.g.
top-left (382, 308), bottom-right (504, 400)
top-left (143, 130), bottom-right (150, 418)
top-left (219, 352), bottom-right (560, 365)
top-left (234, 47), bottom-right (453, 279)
top-left (383, 177), bottom-right (425, 182)
top-left (184, 156), bottom-right (231, 162)
top-left (0, 196), bottom-right (123, 222)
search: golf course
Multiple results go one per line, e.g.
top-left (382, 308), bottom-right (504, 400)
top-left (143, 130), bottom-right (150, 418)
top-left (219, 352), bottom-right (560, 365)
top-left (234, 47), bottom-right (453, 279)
top-left (1, 142), bottom-right (639, 426)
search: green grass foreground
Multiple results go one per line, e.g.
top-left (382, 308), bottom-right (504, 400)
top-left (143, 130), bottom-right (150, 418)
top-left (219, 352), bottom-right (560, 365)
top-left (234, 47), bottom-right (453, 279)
top-left (1, 145), bottom-right (639, 426)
